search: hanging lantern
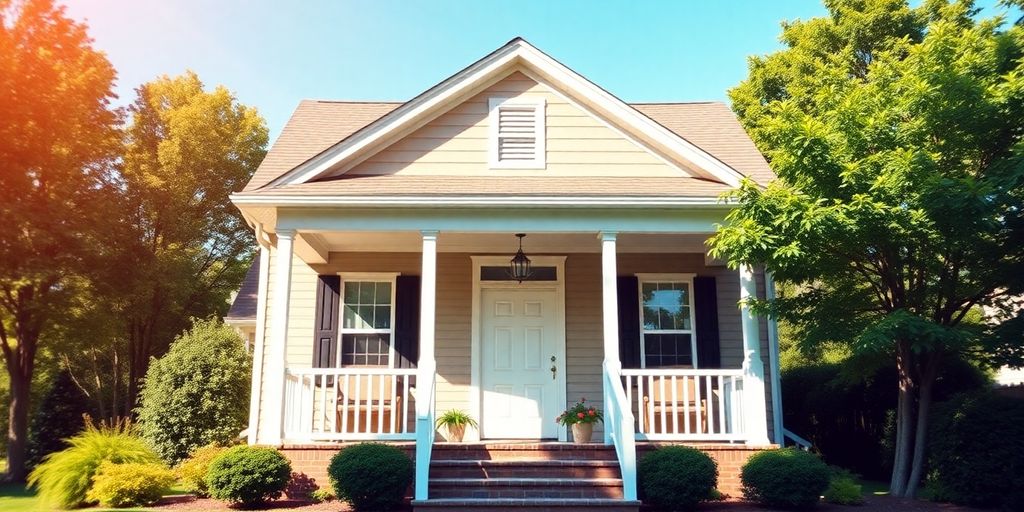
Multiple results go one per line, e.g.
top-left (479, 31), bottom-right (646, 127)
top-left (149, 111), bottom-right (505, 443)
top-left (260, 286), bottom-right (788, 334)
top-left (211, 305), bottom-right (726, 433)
top-left (509, 233), bottom-right (533, 283)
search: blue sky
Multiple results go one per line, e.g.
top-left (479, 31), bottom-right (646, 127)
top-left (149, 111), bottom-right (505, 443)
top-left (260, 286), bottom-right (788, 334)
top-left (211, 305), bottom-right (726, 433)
top-left (65, 1), bottom-right (1013, 140)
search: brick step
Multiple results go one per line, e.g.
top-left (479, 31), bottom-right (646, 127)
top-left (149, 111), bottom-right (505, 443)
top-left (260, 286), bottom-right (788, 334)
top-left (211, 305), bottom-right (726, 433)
top-left (412, 498), bottom-right (640, 512)
top-left (430, 459), bottom-right (622, 479)
top-left (429, 477), bottom-right (624, 499)
top-left (431, 442), bottom-right (617, 461)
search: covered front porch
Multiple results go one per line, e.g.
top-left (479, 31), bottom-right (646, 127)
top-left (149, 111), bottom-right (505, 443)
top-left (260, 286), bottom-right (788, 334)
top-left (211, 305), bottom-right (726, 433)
top-left (246, 205), bottom-right (779, 501)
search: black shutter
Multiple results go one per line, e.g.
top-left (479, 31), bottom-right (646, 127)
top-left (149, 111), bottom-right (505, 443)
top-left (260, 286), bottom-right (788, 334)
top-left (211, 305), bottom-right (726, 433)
top-left (313, 275), bottom-right (341, 368)
top-left (694, 275), bottom-right (721, 368)
top-left (394, 276), bottom-right (421, 369)
top-left (617, 276), bottom-right (642, 369)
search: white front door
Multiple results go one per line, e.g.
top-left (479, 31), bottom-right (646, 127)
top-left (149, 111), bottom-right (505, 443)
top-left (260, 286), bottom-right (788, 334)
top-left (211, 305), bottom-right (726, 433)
top-left (480, 288), bottom-right (561, 439)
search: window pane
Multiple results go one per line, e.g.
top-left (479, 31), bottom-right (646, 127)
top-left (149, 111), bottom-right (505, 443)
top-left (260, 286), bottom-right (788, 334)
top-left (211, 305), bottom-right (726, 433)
top-left (358, 282), bottom-right (376, 303)
top-left (375, 306), bottom-right (391, 329)
top-left (343, 305), bottom-right (357, 329)
top-left (355, 305), bottom-right (373, 329)
top-left (344, 282), bottom-right (359, 303)
top-left (643, 333), bottom-right (692, 368)
top-left (341, 334), bottom-right (391, 368)
top-left (375, 282), bottom-right (392, 304)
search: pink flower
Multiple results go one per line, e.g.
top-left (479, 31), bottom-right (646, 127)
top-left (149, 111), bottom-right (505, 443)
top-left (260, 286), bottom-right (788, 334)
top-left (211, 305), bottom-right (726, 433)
top-left (577, 412), bottom-right (585, 419)
top-left (589, 410), bottom-right (596, 416)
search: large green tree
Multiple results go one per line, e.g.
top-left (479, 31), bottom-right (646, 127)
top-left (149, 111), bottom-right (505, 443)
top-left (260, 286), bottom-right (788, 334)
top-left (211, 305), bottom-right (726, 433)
top-left (116, 72), bottom-right (267, 411)
top-left (715, 0), bottom-right (1024, 497)
top-left (0, 0), bottom-right (119, 481)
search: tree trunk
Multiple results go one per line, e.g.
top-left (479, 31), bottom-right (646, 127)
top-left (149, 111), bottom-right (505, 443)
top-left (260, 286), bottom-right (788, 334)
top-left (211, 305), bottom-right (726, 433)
top-left (889, 342), bottom-right (917, 497)
top-left (905, 356), bottom-right (939, 498)
top-left (5, 366), bottom-right (31, 482)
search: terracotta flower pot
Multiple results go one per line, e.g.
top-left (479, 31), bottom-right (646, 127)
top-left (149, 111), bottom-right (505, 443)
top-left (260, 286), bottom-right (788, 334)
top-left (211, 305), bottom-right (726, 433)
top-left (445, 424), bottom-right (466, 442)
top-left (571, 422), bottom-right (594, 444)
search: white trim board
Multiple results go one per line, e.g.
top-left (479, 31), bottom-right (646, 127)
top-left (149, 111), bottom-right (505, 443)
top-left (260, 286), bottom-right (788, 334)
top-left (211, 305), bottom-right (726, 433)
top-left (469, 255), bottom-right (568, 442)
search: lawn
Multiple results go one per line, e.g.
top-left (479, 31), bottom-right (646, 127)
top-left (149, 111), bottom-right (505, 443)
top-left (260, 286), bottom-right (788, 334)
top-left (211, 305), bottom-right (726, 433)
top-left (0, 483), bottom-right (190, 512)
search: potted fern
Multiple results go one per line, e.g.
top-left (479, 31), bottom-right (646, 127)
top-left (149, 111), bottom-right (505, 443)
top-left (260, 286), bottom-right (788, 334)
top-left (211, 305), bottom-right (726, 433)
top-left (436, 410), bottom-right (477, 442)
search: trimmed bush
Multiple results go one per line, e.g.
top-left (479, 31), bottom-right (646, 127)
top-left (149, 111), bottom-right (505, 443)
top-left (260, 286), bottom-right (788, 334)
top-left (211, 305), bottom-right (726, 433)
top-left (928, 392), bottom-right (1024, 510)
top-left (741, 448), bottom-right (830, 509)
top-left (328, 443), bottom-right (413, 511)
top-left (27, 370), bottom-right (93, 469)
top-left (176, 444), bottom-right (227, 497)
top-left (86, 461), bottom-right (175, 507)
top-left (824, 476), bottom-right (864, 505)
top-left (206, 445), bottom-right (291, 507)
top-left (27, 419), bottom-right (161, 508)
top-left (137, 318), bottom-right (252, 464)
top-left (638, 446), bottom-right (718, 510)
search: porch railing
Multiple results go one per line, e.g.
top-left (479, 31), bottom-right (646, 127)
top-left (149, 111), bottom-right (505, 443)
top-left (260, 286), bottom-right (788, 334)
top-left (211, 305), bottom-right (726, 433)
top-left (603, 361), bottom-right (638, 501)
top-left (283, 367), bottom-right (418, 441)
top-left (619, 368), bottom-right (746, 442)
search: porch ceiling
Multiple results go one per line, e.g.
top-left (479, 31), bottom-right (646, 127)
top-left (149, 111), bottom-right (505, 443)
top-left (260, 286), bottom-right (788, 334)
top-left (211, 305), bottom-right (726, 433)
top-left (304, 231), bottom-right (714, 254)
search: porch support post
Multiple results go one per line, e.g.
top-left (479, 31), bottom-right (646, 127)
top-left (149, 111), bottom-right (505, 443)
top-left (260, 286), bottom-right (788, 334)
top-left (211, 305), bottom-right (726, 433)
top-left (600, 231), bottom-right (619, 445)
top-left (266, 229), bottom-right (295, 446)
top-left (246, 243), bottom-right (271, 444)
top-left (739, 264), bottom-right (771, 445)
top-left (765, 271), bottom-right (784, 445)
top-left (415, 230), bottom-right (438, 501)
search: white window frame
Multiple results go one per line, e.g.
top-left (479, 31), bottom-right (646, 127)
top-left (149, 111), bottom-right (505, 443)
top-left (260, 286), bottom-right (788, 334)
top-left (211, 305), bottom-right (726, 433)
top-left (488, 96), bottom-right (546, 169)
top-left (337, 272), bottom-right (400, 369)
top-left (636, 273), bottom-right (699, 369)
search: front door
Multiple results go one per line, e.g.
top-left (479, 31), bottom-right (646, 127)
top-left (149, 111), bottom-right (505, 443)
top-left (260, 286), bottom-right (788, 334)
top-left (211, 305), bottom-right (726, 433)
top-left (480, 288), bottom-right (560, 439)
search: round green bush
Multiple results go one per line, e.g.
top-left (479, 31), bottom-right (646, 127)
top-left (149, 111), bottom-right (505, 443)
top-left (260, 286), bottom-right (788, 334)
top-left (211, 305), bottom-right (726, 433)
top-left (741, 448), bottom-right (830, 508)
top-left (206, 446), bottom-right (292, 507)
top-left (176, 444), bottom-right (227, 497)
top-left (86, 461), bottom-right (175, 507)
top-left (823, 476), bottom-right (864, 505)
top-left (137, 318), bottom-right (252, 464)
top-left (328, 443), bottom-right (413, 511)
top-left (638, 446), bottom-right (718, 510)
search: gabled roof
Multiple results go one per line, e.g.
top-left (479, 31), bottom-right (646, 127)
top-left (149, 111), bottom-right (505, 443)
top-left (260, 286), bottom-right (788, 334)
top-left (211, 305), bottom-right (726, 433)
top-left (243, 38), bottom-right (771, 192)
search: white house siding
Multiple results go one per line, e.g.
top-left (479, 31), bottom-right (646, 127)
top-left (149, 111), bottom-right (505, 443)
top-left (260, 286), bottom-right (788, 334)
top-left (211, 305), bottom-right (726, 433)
top-left (255, 249), bottom-right (774, 443)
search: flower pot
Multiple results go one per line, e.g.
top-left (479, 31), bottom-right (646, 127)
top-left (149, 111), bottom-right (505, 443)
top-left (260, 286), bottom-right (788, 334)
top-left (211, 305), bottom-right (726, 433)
top-left (571, 422), bottom-right (594, 444)
top-left (445, 424), bottom-right (466, 442)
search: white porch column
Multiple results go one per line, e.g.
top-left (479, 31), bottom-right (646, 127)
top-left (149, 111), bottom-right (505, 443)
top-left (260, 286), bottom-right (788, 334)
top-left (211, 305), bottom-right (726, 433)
top-left (765, 271), bottom-right (784, 445)
top-left (739, 264), bottom-right (771, 445)
top-left (246, 243), bottom-right (271, 445)
top-left (600, 232), bottom-right (619, 445)
top-left (415, 230), bottom-right (438, 501)
top-left (266, 229), bottom-right (295, 446)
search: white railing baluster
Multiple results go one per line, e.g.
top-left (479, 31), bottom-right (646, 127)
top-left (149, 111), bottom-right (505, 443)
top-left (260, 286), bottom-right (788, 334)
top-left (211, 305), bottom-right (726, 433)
top-left (646, 375), bottom-right (655, 435)
top-left (717, 375), bottom-right (726, 436)
top-left (341, 375), bottom-right (350, 434)
top-left (694, 374), bottom-right (703, 434)
top-left (377, 374), bottom-right (385, 434)
top-left (637, 375), bottom-right (645, 433)
top-left (659, 376), bottom-right (667, 436)
top-left (683, 375), bottom-right (691, 434)
top-left (671, 375), bottom-right (679, 435)
top-left (402, 375), bottom-right (410, 434)
top-left (618, 368), bottom-right (747, 442)
top-left (353, 374), bottom-right (362, 433)
top-left (705, 375), bottom-right (714, 434)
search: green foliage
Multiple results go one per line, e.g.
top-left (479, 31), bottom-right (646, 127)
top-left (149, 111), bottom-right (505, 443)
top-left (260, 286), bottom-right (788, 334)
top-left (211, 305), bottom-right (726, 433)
top-left (136, 318), bottom-right (251, 464)
top-left (309, 487), bottom-right (335, 503)
top-left (556, 397), bottom-right (603, 425)
top-left (205, 446), bottom-right (291, 507)
top-left (638, 446), bottom-right (718, 510)
top-left (435, 409), bottom-right (478, 428)
top-left (741, 448), bottom-right (831, 509)
top-left (176, 444), bottom-right (227, 497)
top-left (27, 419), bottom-right (161, 509)
top-left (27, 369), bottom-right (93, 469)
top-left (824, 476), bottom-right (864, 505)
top-left (85, 461), bottom-right (174, 508)
top-left (328, 443), bottom-right (413, 511)
top-left (927, 392), bottom-right (1024, 509)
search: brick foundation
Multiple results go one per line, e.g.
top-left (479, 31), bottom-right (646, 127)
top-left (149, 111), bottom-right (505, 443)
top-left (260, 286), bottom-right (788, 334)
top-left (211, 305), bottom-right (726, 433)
top-left (637, 443), bottom-right (773, 498)
top-left (280, 442), bottom-right (416, 496)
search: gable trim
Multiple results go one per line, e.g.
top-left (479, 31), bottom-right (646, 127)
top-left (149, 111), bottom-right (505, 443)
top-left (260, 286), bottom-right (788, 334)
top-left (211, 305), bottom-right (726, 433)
top-left (267, 38), bottom-right (744, 189)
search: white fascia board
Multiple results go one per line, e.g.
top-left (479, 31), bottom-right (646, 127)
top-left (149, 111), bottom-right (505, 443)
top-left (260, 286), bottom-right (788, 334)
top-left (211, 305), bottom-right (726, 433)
top-left (230, 194), bottom-right (731, 208)
top-left (270, 39), bottom-right (746, 189)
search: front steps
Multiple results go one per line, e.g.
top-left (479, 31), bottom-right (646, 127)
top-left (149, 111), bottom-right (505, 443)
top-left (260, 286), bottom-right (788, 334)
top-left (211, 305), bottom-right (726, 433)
top-left (412, 442), bottom-right (640, 511)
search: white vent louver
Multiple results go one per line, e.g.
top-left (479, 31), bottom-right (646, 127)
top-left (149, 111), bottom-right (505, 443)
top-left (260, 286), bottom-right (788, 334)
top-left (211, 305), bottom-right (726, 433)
top-left (489, 98), bottom-right (545, 168)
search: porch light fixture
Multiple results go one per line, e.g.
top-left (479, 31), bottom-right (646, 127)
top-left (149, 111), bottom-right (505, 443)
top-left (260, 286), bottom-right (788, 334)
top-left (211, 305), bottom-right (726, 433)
top-left (509, 233), bottom-right (533, 283)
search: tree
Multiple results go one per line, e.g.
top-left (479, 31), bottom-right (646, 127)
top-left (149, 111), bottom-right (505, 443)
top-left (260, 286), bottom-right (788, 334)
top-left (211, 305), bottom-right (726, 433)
top-left (715, 0), bottom-right (1024, 497)
top-left (116, 72), bottom-right (267, 411)
top-left (0, 0), bottom-right (119, 481)
top-left (136, 319), bottom-right (251, 464)
top-left (26, 369), bottom-right (93, 468)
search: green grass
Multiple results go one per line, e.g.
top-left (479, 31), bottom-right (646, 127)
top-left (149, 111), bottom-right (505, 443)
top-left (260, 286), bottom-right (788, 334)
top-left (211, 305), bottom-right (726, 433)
top-left (0, 482), bottom-right (188, 512)
top-left (858, 479), bottom-right (890, 496)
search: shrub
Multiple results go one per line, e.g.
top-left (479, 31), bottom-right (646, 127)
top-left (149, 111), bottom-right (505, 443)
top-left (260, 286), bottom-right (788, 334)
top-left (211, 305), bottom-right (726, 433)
top-left (328, 443), bottom-right (413, 511)
top-left (928, 392), bottom-right (1024, 510)
top-left (136, 318), bottom-right (251, 464)
top-left (206, 445), bottom-right (291, 507)
top-left (824, 476), bottom-right (864, 505)
top-left (27, 419), bottom-right (161, 508)
top-left (310, 487), bottom-right (335, 503)
top-left (86, 461), bottom-right (175, 507)
top-left (638, 446), bottom-right (718, 511)
top-left (741, 448), bottom-right (830, 509)
top-left (176, 444), bottom-right (227, 497)
top-left (27, 370), bottom-right (93, 469)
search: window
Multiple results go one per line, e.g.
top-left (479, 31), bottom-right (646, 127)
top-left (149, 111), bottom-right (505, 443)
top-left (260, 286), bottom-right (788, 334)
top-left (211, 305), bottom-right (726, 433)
top-left (638, 277), bottom-right (698, 368)
top-left (340, 280), bottom-right (395, 367)
top-left (488, 97), bottom-right (546, 169)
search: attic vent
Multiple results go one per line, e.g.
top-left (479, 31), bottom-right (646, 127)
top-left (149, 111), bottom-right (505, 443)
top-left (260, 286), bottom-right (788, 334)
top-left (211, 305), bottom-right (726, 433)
top-left (488, 97), bottom-right (546, 169)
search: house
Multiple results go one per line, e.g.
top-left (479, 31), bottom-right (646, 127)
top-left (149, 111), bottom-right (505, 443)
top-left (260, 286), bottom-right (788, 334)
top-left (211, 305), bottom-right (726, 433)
top-left (224, 252), bottom-right (261, 352)
top-left (229, 38), bottom-right (784, 510)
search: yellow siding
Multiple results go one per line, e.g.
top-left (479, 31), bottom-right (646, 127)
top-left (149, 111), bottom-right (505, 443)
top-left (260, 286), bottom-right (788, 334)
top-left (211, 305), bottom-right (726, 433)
top-left (347, 71), bottom-right (688, 178)
top-left (256, 250), bottom-right (774, 442)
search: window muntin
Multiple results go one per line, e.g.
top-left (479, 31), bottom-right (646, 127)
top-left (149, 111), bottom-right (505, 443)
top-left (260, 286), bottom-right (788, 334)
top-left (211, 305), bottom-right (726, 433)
top-left (340, 280), bottom-right (394, 367)
top-left (639, 279), bottom-right (698, 368)
top-left (488, 97), bottom-right (546, 169)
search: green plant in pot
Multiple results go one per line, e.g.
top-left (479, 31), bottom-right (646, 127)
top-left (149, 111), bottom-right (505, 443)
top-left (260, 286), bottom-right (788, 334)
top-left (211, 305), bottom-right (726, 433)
top-left (557, 398), bottom-right (603, 443)
top-left (436, 410), bottom-right (477, 442)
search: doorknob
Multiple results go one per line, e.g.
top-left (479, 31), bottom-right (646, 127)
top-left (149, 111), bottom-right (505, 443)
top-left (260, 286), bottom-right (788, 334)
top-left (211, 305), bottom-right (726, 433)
top-left (550, 355), bottom-right (557, 380)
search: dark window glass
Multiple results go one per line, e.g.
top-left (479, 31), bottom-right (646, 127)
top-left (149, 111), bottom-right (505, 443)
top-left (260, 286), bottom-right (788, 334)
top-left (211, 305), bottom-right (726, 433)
top-left (643, 333), bottom-right (693, 368)
top-left (341, 333), bottom-right (391, 367)
top-left (480, 265), bottom-right (557, 281)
